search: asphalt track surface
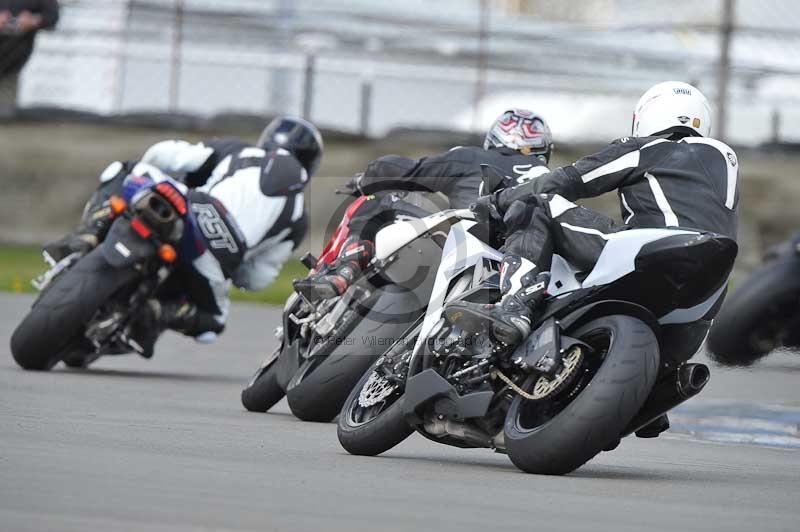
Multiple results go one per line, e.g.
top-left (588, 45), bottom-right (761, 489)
top-left (1, 293), bottom-right (798, 532)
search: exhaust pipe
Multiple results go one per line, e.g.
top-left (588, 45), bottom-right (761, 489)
top-left (676, 362), bottom-right (711, 398)
top-left (622, 363), bottom-right (710, 437)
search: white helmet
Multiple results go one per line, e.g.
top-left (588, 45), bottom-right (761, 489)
top-left (632, 81), bottom-right (712, 138)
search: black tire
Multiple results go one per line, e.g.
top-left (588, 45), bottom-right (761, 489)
top-left (707, 257), bottom-right (800, 366)
top-left (337, 357), bottom-right (414, 456)
top-left (505, 315), bottom-right (659, 475)
top-left (61, 346), bottom-right (101, 369)
top-left (286, 286), bottom-right (421, 422)
top-left (10, 248), bottom-right (138, 371)
top-left (241, 352), bottom-right (285, 412)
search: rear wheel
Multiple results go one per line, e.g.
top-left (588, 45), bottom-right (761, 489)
top-left (504, 315), bottom-right (659, 475)
top-left (241, 348), bottom-right (285, 412)
top-left (10, 248), bottom-right (139, 371)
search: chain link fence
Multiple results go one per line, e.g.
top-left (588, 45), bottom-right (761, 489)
top-left (8, 0), bottom-right (799, 145)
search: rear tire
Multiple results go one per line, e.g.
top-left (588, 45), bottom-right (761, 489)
top-left (241, 353), bottom-right (285, 412)
top-left (337, 358), bottom-right (414, 456)
top-left (505, 315), bottom-right (659, 475)
top-left (286, 286), bottom-right (421, 422)
top-left (10, 248), bottom-right (138, 371)
top-left (707, 258), bottom-right (800, 366)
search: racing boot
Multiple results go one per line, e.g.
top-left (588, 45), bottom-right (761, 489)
top-left (129, 300), bottom-right (163, 359)
top-left (130, 300), bottom-right (224, 358)
top-left (43, 233), bottom-right (99, 263)
top-left (159, 300), bottom-right (225, 337)
top-left (293, 237), bottom-right (374, 303)
top-left (42, 192), bottom-right (119, 262)
top-left (443, 256), bottom-right (549, 347)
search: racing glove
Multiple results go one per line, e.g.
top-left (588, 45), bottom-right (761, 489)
top-left (470, 193), bottom-right (505, 225)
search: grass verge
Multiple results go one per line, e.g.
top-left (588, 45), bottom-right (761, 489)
top-left (0, 245), bottom-right (303, 306)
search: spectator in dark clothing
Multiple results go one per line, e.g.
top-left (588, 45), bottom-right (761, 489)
top-left (0, 0), bottom-right (59, 115)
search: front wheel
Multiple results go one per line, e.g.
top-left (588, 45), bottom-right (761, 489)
top-left (241, 349), bottom-right (285, 412)
top-left (337, 332), bottom-right (417, 456)
top-left (706, 257), bottom-right (800, 366)
top-left (504, 315), bottom-right (659, 475)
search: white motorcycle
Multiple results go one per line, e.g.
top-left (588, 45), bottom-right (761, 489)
top-left (337, 209), bottom-right (737, 474)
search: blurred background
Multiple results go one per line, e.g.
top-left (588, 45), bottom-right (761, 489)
top-left (1, 0), bottom-right (799, 300)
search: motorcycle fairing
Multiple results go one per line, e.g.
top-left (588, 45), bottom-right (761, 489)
top-left (659, 283), bottom-right (727, 325)
top-left (315, 195), bottom-right (371, 269)
top-left (374, 209), bottom-right (474, 261)
top-left (551, 228), bottom-right (735, 324)
top-left (101, 218), bottom-right (157, 268)
top-left (410, 219), bottom-right (504, 360)
top-left (580, 228), bottom-right (698, 288)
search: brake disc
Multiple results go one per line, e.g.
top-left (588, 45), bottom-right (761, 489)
top-left (358, 371), bottom-right (396, 408)
top-left (529, 345), bottom-right (585, 401)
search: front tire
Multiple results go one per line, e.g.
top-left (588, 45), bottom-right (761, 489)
top-left (337, 358), bottom-right (414, 456)
top-left (10, 248), bottom-right (138, 371)
top-left (505, 315), bottom-right (659, 475)
top-left (286, 286), bottom-right (421, 422)
top-left (707, 257), bottom-right (800, 366)
top-left (241, 350), bottom-right (285, 412)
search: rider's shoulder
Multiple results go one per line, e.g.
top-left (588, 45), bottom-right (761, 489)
top-left (208, 137), bottom-right (250, 150)
top-left (608, 136), bottom-right (647, 147)
top-left (680, 136), bottom-right (738, 168)
top-left (679, 135), bottom-right (735, 153)
top-left (445, 145), bottom-right (484, 161)
top-left (607, 135), bottom-right (677, 152)
top-left (260, 150), bottom-right (307, 196)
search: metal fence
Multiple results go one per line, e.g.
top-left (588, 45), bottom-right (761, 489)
top-left (15, 0), bottom-right (800, 144)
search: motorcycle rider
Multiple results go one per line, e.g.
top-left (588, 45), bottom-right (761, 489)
top-left (46, 117), bottom-right (323, 357)
top-left (293, 108), bottom-right (553, 303)
top-left (444, 81), bottom-right (739, 353)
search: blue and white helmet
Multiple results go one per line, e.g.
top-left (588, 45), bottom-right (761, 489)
top-left (484, 108), bottom-right (553, 163)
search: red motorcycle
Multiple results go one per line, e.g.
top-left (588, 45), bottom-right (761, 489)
top-left (241, 197), bottom-right (457, 421)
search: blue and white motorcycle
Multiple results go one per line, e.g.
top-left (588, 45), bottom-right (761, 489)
top-left (337, 209), bottom-right (737, 475)
top-left (11, 173), bottom-right (206, 371)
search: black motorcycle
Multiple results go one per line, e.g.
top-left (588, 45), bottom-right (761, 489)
top-left (11, 177), bottom-right (202, 370)
top-left (338, 212), bottom-right (737, 475)
top-left (707, 233), bottom-right (800, 366)
top-left (241, 200), bottom-right (466, 422)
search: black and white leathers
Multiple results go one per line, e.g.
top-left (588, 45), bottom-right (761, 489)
top-left (360, 146), bottom-right (550, 209)
top-left (500, 135), bottom-right (739, 240)
top-left (141, 138), bottom-right (250, 188)
top-left (141, 139), bottom-right (308, 292)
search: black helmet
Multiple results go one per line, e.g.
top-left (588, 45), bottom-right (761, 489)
top-left (484, 108), bottom-right (553, 164)
top-left (258, 117), bottom-right (323, 175)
